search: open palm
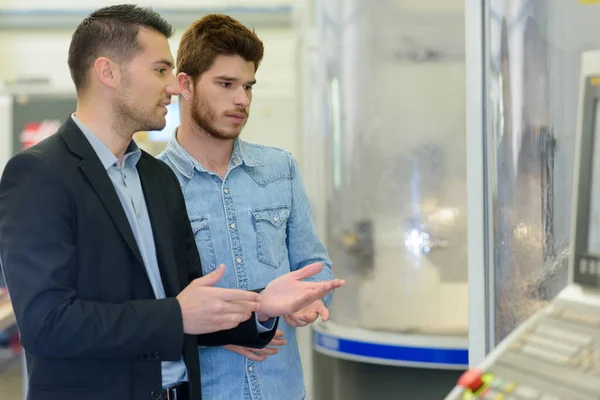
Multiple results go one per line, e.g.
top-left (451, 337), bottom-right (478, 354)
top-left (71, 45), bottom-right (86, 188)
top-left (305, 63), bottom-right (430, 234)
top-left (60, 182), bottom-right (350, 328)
top-left (256, 262), bottom-right (345, 321)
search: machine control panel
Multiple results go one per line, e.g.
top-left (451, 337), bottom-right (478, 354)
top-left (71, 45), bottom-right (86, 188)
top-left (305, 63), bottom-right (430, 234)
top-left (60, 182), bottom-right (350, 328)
top-left (448, 298), bottom-right (600, 400)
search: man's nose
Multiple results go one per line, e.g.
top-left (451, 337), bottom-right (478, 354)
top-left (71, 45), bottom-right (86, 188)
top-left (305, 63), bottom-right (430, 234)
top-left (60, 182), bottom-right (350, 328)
top-left (234, 88), bottom-right (250, 107)
top-left (166, 74), bottom-right (181, 96)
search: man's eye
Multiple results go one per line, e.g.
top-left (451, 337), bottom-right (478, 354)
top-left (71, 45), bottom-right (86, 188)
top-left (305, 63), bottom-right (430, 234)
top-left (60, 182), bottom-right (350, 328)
top-left (220, 82), bottom-right (231, 88)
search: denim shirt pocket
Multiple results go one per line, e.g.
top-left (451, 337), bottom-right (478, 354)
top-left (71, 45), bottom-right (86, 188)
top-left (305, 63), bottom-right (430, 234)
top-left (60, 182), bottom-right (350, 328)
top-left (190, 216), bottom-right (217, 273)
top-left (251, 206), bottom-right (290, 269)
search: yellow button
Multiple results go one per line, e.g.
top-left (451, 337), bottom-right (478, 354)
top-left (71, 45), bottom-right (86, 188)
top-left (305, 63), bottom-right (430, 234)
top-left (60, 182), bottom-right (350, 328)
top-left (461, 391), bottom-right (475, 400)
top-left (482, 373), bottom-right (494, 385)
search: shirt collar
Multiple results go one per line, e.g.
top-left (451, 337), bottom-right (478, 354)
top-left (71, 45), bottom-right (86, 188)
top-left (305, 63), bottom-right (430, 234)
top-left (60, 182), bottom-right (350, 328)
top-left (71, 113), bottom-right (141, 170)
top-left (234, 139), bottom-right (263, 168)
top-left (164, 127), bottom-right (263, 180)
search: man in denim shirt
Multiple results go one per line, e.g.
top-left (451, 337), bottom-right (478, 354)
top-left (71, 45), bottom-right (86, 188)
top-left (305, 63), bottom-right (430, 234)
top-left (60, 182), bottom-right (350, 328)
top-left (158, 14), bottom-right (337, 400)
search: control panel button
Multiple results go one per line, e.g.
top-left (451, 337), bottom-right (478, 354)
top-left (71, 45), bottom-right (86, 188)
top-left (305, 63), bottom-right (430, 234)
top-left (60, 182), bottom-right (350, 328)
top-left (521, 344), bottom-right (571, 365)
top-left (487, 376), bottom-right (515, 393)
top-left (512, 385), bottom-right (540, 399)
top-left (534, 324), bottom-right (593, 346)
top-left (481, 389), bottom-right (505, 399)
top-left (526, 334), bottom-right (581, 357)
top-left (461, 391), bottom-right (476, 400)
top-left (458, 369), bottom-right (484, 392)
top-left (539, 394), bottom-right (561, 400)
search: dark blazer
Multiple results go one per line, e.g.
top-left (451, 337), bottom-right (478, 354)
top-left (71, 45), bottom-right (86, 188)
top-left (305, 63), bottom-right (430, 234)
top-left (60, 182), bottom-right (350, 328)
top-left (0, 118), bottom-right (276, 400)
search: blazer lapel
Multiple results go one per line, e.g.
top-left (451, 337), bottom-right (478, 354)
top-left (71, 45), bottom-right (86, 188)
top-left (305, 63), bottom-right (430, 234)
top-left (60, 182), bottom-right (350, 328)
top-left (137, 156), bottom-right (180, 297)
top-left (59, 119), bottom-right (145, 268)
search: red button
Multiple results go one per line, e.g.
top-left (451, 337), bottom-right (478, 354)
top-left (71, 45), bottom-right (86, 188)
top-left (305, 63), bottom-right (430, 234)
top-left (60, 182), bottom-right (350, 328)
top-left (457, 369), bottom-right (484, 391)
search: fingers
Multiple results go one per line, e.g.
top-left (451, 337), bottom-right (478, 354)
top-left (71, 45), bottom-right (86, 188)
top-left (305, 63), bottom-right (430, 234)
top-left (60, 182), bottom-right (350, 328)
top-left (224, 300), bottom-right (262, 314)
top-left (284, 314), bottom-right (298, 328)
top-left (284, 313), bottom-right (309, 327)
top-left (293, 317), bottom-right (309, 327)
top-left (224, 345), bottom-right (280, 361)
top-left (292, 288), bottom-right (332, 311)
top-left (331, 278), bottom-right (347, 288)
top-left (301, 313), bottom-right (319, 324)
top-left (319, 305), bottom-right (330, 322)
top-left (268, 329), bottom-right (287, 346)
top-left (208, 299), bottom-right (261, 331)
top-left (261, 347), bottom-right (281, 356)
top-left (247, 352), bottom-right (267, 361)
top-left (217, 308), bottom-right (258, 330)
top-left (269, 336), bottom-right (287, 347)
top-left (195, 264), bottom-right (225, 286)
top-left (246, 352), bottom-right (267, 362)
top-left (302, 281), bottom-right (328, 290)
top-left (224, 345), bottom-right (268, 362)
top-left (308, 283), bottom-right (338, 301)
top-left (209, 287), bottom-right (262, 303)
top-left (301, 279), bottom-right (346, 292)
top-left (290, 262), bottom-right (323, 280)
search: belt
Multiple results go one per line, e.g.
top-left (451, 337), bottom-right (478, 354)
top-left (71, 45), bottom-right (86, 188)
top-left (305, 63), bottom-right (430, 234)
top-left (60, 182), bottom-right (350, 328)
top-left (152, 382), bottom-right (189, 400)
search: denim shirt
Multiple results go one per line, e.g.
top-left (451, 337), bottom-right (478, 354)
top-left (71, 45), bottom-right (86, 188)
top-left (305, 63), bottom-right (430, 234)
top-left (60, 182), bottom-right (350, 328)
top-left (158, 132), bottom-right (333, 400)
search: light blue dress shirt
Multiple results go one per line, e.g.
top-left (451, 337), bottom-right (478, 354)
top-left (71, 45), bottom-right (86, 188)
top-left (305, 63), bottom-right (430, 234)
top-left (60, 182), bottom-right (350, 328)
top-left (71, 115), bottom-right (187, 388)
top-left (72, 116), bottom-right (274, 389)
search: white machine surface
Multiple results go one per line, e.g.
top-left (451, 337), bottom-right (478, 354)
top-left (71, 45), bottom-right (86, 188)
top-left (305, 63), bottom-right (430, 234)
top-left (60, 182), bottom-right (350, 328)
top-left (444, 49), bottom-right (600, 400)
top-left (357, 213), bottom-right (468, 335)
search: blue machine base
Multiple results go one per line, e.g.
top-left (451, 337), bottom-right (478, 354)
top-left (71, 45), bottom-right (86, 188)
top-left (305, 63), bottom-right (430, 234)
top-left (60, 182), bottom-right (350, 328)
top-left (313, 330), bottom-right (469, 368)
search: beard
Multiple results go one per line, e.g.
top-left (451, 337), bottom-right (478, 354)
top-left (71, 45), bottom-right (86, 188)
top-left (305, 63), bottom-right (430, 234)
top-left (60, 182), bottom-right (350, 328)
top-left (190, 93), bottom-right (246, 141)
top-left (113, 71), bottom-right (166, 137)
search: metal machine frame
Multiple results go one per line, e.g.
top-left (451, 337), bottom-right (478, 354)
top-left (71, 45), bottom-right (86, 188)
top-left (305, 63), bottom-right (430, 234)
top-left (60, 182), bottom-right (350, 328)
top-left (445, 49), bottom-right (600, 400)
top-left (570, 56), bottom-right (600, 289)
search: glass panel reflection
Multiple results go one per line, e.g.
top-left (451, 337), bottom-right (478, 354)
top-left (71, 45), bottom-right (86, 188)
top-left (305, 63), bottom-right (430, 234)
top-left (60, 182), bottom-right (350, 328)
top-left (321, 0), bottom-right (468, 336)
top-left (487, 0), bottom-right (600, 343)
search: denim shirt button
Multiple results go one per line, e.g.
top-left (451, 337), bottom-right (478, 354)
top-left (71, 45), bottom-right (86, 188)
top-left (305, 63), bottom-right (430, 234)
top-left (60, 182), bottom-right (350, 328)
top-left (248, 366), bottom-right (254, 372)
top-left (236, 257), bottom-right (243, 264)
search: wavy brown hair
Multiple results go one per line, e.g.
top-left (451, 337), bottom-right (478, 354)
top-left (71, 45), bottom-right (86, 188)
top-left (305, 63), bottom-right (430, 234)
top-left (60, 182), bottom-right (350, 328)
top-left (177, 14), bottom-right (264, 84)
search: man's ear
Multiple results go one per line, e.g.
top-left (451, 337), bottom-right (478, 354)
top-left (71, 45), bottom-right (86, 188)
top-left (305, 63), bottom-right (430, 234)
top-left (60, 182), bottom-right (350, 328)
top-left (93, 57), bottom-right (120, 89)
top-left (177, 73), bottom-right (194, 100)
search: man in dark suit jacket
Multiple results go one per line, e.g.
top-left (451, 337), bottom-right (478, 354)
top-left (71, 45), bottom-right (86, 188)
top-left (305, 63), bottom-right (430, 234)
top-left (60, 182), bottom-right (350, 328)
top-left (0, 5), bottom-right (343, 400)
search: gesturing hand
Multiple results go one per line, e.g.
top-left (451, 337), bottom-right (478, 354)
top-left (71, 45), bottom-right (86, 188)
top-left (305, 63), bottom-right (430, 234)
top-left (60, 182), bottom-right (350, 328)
top-left (255, 262), bottom-right (345, 321)
top-left (223, 330), bottom-right (287, 361)
top-left (177, 264), bottom-right (261, 334)
top-left (283, 299), bottom-right (329, 328)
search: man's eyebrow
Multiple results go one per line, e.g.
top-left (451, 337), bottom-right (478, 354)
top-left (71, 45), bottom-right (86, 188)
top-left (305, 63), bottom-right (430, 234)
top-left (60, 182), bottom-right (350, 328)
top-left (154, 59), bottom-right (174, 68)
top-left (214, 75), bottom-right (257, 85)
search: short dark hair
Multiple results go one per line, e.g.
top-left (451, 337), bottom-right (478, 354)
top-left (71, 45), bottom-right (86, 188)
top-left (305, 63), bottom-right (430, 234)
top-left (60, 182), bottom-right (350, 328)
top-left (68, 4), bottom-right (174, 92)
top-left (177, 14), bottom-right (264, 83)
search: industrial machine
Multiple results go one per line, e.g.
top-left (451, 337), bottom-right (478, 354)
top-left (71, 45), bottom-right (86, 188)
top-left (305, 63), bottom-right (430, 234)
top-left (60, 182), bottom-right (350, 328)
top-left (311, 0), bottom-right (468, 374)
top-left (445, 49), bottom-right (600, 400)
